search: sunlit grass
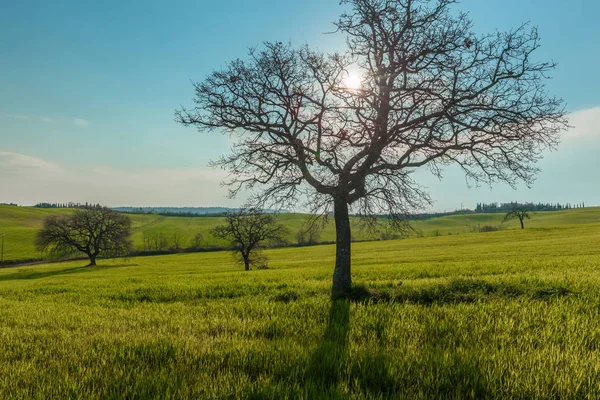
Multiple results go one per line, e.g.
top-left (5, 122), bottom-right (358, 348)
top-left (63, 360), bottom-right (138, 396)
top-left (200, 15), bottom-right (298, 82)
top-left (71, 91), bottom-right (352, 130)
top-left (2, 204), bottom-right (600, 263)
top-left (1, 223), bottom-right (600, 398)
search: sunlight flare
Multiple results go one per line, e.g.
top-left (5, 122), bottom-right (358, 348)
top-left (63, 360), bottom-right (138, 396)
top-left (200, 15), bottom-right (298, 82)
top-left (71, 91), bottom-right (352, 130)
top-left (343, 72), bottom-right (362, 90)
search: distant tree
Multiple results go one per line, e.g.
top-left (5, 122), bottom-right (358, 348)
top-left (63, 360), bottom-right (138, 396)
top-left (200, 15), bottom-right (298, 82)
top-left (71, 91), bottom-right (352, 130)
top-left (142, 232), bottom-right (152, 251)
top-left (172, 232), bottom-right (183, 251)
top-left (503, 205), bottom-right (533, 229)
top-left (177, 0), bottom-right (567, 292)
top-left (296, 219), bottom-right (324, 245)
top-left (35, 206), bottom-right (132, 266)
top-left (143, 232), bottom-right (169, 252)
top-left (211, 209), bottom-right (288, 271)
top-left (190, 232), bottom-right (205, 250)
top-left (157, 233), bottom-right (169, 251)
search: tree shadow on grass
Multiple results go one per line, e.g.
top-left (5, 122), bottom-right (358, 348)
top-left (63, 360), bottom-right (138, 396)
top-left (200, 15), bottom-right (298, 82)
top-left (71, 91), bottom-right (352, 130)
top-left (341, 278), bottom-right (572, 306)
top-left (0, 263), bottom-right (136, 282)
top-left (242, 278), bottom-right (572, 398)
top-left (301, 292), bottom-right (495, 399)
top-left (303, 299), bottom-right (350, 399)
top-left (302, 298), bottom-right (398, 399)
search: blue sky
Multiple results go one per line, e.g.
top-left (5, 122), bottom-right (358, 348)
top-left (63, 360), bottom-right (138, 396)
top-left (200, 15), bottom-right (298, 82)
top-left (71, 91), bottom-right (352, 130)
top-left (1, 0), bottom-right (599, 210)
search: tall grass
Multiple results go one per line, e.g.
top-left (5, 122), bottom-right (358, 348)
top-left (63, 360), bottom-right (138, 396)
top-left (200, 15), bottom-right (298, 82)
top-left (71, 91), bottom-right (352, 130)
top-left (0, 223), bottom-right (599, 398)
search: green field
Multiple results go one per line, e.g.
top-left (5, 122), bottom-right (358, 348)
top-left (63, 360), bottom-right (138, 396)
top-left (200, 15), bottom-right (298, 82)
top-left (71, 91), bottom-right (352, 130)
top-left (2, 204), bottom-right (600, 263)
top-left (1, 219), bottom-right (600, 398)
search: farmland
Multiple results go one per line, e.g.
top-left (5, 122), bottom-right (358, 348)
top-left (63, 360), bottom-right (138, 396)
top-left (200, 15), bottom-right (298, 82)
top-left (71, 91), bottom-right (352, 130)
top-left (1, 218), bottom-right (599, 398)
top-left (1, 204), bottom-right (600, 263)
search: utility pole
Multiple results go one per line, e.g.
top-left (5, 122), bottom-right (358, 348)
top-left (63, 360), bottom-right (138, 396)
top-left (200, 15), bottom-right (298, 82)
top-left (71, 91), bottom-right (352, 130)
top-left (1, 232), bottom-right (4, 263)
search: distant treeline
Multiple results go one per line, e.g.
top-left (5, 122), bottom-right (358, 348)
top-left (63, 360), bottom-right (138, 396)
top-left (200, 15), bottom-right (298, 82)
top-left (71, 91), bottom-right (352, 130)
top-left (414, 210), bottom-right (474, 220)
top-left (0, 203), bottom-right (18, 207)
top-left (475, 202), bottom-right (586, 213)
top-left (29, 202), bottom-right (588, 216)
top-left (112, 207), bottom-right (286, 217)
top-left (112, 207), bottom-right (236, 217)
top-left (376, 201), bottom-right (588, 221)
top-left (375, 210), bottom-right (475, 221)
top-left (34, 202), bottom-right (101, 209)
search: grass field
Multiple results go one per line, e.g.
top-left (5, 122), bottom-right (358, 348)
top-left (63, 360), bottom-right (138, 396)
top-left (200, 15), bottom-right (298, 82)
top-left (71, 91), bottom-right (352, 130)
top-left (2, 204), bottom-right (600, 263)
top-left (1, 221), bottom-right (600, 398)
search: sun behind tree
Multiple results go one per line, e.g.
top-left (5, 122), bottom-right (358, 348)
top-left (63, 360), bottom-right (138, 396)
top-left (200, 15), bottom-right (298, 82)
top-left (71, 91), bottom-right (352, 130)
top-left (177, 0), bottom-right (568, 294)
top-left (343, 71), bottom-right (362, 90)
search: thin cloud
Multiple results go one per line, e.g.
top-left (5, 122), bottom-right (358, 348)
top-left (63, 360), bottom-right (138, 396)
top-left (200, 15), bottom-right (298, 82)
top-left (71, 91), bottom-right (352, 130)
top-left (0, 151), bottom-right (60, 172)
top-left (4, 113), bottom-right (30, 120)
top-left (0, 152), bottom-right (232, 207)
top-left (563, 106), bottom-right (600, 140)
top-left (73, 118), bottom-right (89, 127)
top-left (4, 113), bottom-right (55, 123)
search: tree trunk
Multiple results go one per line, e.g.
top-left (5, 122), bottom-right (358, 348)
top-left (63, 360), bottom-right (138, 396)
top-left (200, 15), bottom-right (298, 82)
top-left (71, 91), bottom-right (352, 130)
top-left (242, 252), bottom-right (250, 271)
top-left (519, 218), bottom-right (524, 229)
top-left (332, 196), bottom-right (352, 294)
top-left (88, 253), bottom-right (97, 266)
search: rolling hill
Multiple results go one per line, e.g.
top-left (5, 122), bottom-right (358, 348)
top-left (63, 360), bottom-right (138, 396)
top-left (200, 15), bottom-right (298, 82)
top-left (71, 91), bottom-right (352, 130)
top-left (1, 204), bottom-right (599, 263)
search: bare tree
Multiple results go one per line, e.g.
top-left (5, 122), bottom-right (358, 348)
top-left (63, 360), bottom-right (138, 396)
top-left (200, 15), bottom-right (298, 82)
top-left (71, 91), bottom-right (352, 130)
top-left (157, 233), bottom-right (169, 251)
top-left (190, 232), bottom-right (205, 250)
top-left (177, 0), bottom-right (568, 293)
top-left (211, 209), bottom-right (289, 271)
top-left (35, 206), bottom-right (132, 266)
top-left (172, 232), bottom-right (183, 251)
top-left (503, 204), bottom-right (533, 229)
top-left (142, 232), bottom-right (169, 252)
top-left (296, 219), bottom-right (324, 245)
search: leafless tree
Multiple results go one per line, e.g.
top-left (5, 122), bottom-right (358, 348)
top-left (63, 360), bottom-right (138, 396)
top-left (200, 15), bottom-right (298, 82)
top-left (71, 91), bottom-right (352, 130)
top-left (143, 232), bottom-right (169, 252)
top-left (503, 205), bottom-right (533, 229)
top-left (172, 232), bottom-right (183, 251)
top-left (177, 0), bottom-right (568, 293)
top-left (296, 218), bottom-right (324, 245)
top-left (143, 232), bottom-right (152, 251)
top-left (211, 209), bottom-right (289, 271)
top-left (35, 206), bottom-right (132, 266)
top-left (190, 232), bottom-right (205, 250)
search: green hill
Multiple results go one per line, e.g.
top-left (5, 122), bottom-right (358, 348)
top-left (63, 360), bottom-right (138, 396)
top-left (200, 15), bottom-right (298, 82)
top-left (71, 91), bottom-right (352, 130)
top-left (1, 204), bottom-right (599, 263)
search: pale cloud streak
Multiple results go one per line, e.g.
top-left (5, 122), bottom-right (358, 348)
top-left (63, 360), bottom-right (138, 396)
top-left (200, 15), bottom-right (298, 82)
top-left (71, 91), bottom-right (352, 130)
top-left (2, 113), bottom-right (82, 125)
top-left (73, 118), bottom-right (89, 127)
top-left (0, 151), bottom-right (60, 173)
top-left (4, 113), bottom-right (30, 120)
top-left (562, 106), bottom-right (600, 140)
top-left (1, 106), bottom-right (599, 209)
top-left (0, 153), bottom-right (232, 207)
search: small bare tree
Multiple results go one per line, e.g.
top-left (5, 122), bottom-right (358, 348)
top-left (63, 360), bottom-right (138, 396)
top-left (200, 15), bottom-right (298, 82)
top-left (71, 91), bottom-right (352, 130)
top-left (504, 204), bottom-right (533, 229)
top-left (177, 0), bottom-right (567, 292)
top-left (296, 219), bottom-right (324, 245)
top-left (143, 232), bottom-right (152, 251)
top-left (190, 232), bottom-right (205, 250)
top-left (143, 232), bottom-right (169, 251)
top-left (35, 206), bottom-right (132, 266)
top-left (172, 232), bottom-right (183, 251)
top-left (211, 209), bottom-right (289, 271)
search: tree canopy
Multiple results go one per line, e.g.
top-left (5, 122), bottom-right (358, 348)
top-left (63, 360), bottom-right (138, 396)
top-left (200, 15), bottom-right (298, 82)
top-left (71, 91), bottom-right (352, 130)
top-left (211, 209), bottom-right (289, 271)
top-left (35, 206), bottom-right (132, 266)
top-left (177, 0), bottom-right (568, 293)
top-left (503, 206), bottom-right (533, 229)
